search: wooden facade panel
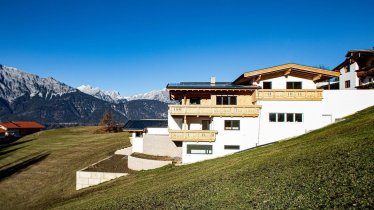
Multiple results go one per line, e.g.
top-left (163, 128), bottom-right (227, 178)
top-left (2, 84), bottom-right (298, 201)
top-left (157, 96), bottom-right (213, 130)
top-left (257, 89), bottom-right (323, 101)
top-left (169, 105), bottom-right (261, 117)
top-left (169, 130), bottom-right (217, 142)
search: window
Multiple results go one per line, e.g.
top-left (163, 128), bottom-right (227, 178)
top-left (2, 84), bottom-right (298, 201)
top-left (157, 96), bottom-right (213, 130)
top-left (224, 145), bottom-right (240, 150)
top-left (202, 120), bottom-right (210, 130)
top-left (277, 113), bottom-right (285, 122)
top-left (295, 113), bottom-right (303, 122)
top-left (135, 132), bottom-right (143, 137)
top-left (190, 97), bottom-right (201, 105)
top-left (216, 96), bottom-right (237, 105)
top-left (346, 64), bottom-right (350, 72)
top-left (269, 113), bottom-right (303, 122)
top-left (269, 113), bottom-right (277, 122)
top-left (345, 80), bottom-right (351, 88)
top-left (224, 120), bottom-right (240, 130)
top-left (263, 81), bottom-right (272, 89)
top-left (287, 82), bottom-right (302, 89)
top-left (187, 145), bottom-right (212, 154)
top-left (287, 113), bottom-right (294, 122)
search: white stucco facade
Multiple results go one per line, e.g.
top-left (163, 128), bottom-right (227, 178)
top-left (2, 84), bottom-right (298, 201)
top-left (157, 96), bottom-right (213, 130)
top-left (338, 62), bottom-right (359, 89)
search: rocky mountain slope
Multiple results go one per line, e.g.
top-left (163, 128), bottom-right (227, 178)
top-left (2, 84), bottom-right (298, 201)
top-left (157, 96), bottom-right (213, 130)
top-left (0, 65), bottom-right (168, 128)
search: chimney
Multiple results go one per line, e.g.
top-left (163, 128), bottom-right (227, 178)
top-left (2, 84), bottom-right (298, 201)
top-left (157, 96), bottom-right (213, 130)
top-left (210, 76), bottom-right (216, 84)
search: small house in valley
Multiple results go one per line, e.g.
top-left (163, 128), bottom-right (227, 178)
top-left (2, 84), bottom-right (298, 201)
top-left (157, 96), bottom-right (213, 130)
top-left (0, 121), bottom-right (45, 138)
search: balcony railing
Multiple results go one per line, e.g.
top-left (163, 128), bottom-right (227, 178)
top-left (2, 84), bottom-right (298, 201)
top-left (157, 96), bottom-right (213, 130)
top-left (257, 89), bottom-right (323, 101)
top-left (169, 105), bottom-right (261, 117)
top-left (169, 130), bottom-right (217, 142)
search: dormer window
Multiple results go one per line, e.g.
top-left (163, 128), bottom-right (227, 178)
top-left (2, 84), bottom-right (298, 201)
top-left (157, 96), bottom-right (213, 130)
top-left (286, 82), bottom-right (302, 89)
top-left (263, 81), bottom-right (272, 89)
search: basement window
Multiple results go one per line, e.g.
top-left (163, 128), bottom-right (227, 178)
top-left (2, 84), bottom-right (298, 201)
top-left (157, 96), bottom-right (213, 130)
top-left (224, 145), bottom-right (240, 150)
top-left (187, 145), bottom-right (213, 154)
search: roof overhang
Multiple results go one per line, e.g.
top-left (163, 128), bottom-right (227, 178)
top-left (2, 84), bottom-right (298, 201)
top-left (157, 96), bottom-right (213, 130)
top-left (234, 63), bottom-right (340, 84)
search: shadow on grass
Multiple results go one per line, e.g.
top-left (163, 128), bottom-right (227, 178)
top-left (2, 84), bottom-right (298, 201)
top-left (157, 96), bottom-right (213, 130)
top-left (0, 146), bottom-right (28, 157)
top-left (0, 152), bottom-right (49, 181)
top-left (0, 139), bottom-right (35, 150)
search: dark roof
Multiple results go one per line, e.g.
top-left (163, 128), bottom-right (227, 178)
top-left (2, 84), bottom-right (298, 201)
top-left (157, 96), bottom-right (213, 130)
top-left (346, 49), bottom-right (374, 57)
top-left (124, 119), bottom-right (168, 131)
top-left (167, 82), bottom-right (259, 90)
top-left (0, 121), bottom-right (45, 129)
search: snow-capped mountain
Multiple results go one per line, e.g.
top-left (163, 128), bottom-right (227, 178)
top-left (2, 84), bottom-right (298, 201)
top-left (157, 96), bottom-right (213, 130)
top-left (0, 65), bottom-right (76, 102)
top-left (78, 85), bottom-right (171, 103)
top-left (0, 64), bottom-right (168, 128)
top-left (77, 85), bottom-right (125, 103)
top-left (125, 88), bottom-right (170, 103)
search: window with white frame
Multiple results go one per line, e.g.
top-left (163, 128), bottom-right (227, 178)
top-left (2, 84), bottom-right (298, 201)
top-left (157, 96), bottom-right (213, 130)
top-left (269, 113), bottom-right (303, 122)
top-left (224, 120), bottom-right (240, 130)
top-left (187, 145), bottom-right (213, 154)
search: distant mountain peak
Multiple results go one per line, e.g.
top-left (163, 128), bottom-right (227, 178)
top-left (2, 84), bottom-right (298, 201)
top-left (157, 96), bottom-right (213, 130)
top-left (78, 85), bottom-right (171, 103)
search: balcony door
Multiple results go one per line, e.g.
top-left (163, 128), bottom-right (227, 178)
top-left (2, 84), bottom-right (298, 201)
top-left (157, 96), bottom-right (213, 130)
top-left (202, 120), bottom-right (210, 130)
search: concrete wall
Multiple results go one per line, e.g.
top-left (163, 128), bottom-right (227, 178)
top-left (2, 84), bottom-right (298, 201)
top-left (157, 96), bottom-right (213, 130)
top-left (76, 171), bottom-right (127, 190)
top-left (128, 155), bottom-right (172, 171)
top-left (131, 137), bottom-right (144, 153)
top-left (143, 134), bottom-right (182, 157)
top-left (258, 76), bottom-right (317, 89)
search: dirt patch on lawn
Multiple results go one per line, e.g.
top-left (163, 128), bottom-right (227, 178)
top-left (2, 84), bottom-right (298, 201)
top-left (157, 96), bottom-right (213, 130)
top-left (83, 155), bottom-right (133, 173)
top-left (131, 152), bottom-right (174, 161)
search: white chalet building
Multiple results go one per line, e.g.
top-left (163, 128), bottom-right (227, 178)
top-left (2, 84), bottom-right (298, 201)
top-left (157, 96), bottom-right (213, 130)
top-left (128, 62), bottom-right (374, 165)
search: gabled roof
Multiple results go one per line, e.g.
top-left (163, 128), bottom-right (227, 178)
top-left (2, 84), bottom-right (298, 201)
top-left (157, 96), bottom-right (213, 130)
top-left (167, 82), bottom-right (259, 90)
top-left (124, 119), bottom-right (168, 131)
top-left (0, 121), bottom-right (45, 129)
top-left (234, 63), bottom-right (340, 84)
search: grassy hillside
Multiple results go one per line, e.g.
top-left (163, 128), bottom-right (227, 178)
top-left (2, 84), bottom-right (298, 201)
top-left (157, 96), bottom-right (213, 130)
top-left (52, 107), bottom-right (374, 209)
top-left (0, 127), bottom-right (130, 210)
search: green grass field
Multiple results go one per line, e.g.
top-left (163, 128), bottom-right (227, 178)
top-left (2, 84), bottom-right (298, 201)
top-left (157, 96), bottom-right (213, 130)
top-left (1, 106), bottom-right (374, 209)
top-left (0, 126), bottom-right (130, 210)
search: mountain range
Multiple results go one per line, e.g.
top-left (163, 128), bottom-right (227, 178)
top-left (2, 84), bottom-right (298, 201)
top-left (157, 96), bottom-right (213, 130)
top-left (0, 64), bottom-right (169, 128)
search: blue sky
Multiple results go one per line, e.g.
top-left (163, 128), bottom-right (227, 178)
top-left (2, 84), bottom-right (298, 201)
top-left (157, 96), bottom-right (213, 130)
top-left (1, 0), bottom-right (374, 95)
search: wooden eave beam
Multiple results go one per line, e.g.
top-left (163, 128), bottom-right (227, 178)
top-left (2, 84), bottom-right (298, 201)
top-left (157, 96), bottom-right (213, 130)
top-left (312, 74), bottom-right (322, 82)
top-left (284, 68), bottom-right (292, 77)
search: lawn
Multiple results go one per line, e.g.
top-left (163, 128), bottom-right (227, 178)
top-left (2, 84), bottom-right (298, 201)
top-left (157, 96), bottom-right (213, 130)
top-left (0, 126), bottom-right (130, 210)
top-left (51, 106), bottom-right (374, 209)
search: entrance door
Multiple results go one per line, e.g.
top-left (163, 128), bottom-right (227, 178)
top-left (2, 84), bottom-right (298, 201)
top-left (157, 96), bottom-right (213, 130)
top-left (202, 120), bottom-right (210, 130)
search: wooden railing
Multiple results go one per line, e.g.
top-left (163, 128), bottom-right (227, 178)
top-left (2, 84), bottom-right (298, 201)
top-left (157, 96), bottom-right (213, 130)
top-left (169, 130), bottom-right (217, 142)
top-left (169, 105), bottom-right (261, 117)
top-left (257, 89), bottom-right (323, 101)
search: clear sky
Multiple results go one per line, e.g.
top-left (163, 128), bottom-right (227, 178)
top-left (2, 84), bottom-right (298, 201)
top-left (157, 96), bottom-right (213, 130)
top-left (1, 0), bottom-right (374, 96)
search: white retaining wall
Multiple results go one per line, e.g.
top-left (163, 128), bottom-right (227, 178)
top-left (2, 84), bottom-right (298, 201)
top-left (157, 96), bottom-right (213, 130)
top-left (76, 171), bottom-right (127, 190)
top-left (322, 90), bottom-right (374, 119)
top-left (128, 155), bottom-right (172, 171)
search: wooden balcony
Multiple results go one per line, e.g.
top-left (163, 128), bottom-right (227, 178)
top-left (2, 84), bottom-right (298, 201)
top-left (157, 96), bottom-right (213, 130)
top-left (169, 105), bottom-right (261, 117)
top-left (169, 130), bottom-right (217, 142)
top-left (257, 89), bottom-right (323, 101)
